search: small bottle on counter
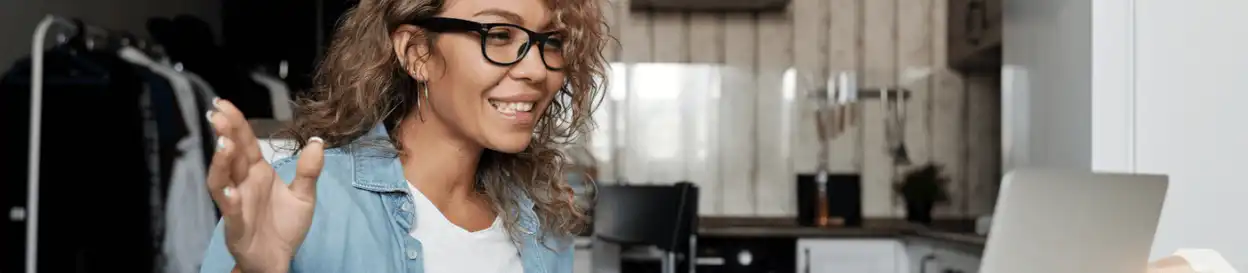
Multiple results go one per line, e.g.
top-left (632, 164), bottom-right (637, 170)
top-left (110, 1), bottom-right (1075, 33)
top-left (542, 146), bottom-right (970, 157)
top-left (816, 169), bottom-right (829, 227)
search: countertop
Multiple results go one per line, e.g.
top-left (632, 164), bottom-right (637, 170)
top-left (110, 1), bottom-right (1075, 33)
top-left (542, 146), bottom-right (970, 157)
top-left (698, 217), bottom-right (987, 254)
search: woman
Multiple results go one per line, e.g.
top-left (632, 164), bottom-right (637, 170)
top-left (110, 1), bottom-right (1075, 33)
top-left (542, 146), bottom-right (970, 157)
top-left (198, 0), bottom-right (607, 271)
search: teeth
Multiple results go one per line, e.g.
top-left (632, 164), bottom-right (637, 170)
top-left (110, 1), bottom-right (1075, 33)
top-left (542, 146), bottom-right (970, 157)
top-left (490, 100), bottom-right (535, 113)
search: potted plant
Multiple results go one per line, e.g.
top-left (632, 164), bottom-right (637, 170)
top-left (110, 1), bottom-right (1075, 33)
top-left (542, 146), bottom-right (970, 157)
top-left (893, 163), bottom-right (950, 225)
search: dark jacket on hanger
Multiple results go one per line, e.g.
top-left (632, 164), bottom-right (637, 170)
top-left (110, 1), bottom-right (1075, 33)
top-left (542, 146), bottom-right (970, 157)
top-left (0, 45), bottom-right (159, 273)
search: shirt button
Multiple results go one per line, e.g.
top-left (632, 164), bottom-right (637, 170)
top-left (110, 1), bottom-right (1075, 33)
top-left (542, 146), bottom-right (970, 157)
top-left (407, 249), bottom-right (419, 259)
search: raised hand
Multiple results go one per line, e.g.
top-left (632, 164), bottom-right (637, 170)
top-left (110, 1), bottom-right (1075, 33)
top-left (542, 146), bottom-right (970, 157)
top-left (205, 99), bottom-right (324, 273)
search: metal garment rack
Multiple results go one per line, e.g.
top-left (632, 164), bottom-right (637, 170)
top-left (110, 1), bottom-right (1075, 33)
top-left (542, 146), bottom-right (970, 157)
top-left (23, 15), bottom-right (172, 273)
top-left (24, 15), bottom-right (82, 273)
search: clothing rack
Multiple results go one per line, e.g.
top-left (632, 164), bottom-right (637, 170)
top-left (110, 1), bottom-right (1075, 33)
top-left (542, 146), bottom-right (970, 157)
top-left (20, 15), bottom-right (219, 273)
top-left (12, 13), bottom-right (295, 273)
top-left (25, 15), bottom-right (78, 273)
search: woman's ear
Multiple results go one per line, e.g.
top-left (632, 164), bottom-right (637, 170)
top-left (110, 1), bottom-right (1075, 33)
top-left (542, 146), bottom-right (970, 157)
top-left (391, 24), bottom-right (429, 81)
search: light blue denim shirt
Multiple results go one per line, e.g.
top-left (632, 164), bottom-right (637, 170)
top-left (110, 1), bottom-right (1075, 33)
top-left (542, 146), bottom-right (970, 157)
top-left (199, 125), bottom-right (573, 273)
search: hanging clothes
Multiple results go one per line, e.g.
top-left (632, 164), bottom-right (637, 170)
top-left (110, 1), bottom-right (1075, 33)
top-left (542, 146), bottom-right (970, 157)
top-left (119, 46), bottom-right (217, 273)
top-left (128, 52), bottom-right (180, 272)
top-left (1, 44), bottom-right (157, 273)
top-left (184, 71), bottom-right (221, 166)
top-left (250, 71), bottom-right (294, 121)
top-left (184, 70), bottom-right (219, 101)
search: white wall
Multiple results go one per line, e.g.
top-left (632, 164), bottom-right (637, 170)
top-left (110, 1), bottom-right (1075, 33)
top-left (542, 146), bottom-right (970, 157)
top-left (1133, 0), bottom-right (1248, 268)
top-left (1007, 0), bottom-right (1248, 268)
top-left (1002, 0), bottom-right (1093, 170)
top-left (0, 0), bottom-right (221, 69)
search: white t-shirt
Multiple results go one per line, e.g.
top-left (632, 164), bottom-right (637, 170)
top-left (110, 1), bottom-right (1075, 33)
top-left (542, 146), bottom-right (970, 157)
top-left (407, 183), bottom-right (525, 273)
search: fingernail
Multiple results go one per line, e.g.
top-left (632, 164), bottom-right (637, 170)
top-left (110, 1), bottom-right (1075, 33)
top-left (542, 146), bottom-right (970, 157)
top-left (211, 97), bottom-right (221, 108)
top-left (223, 186), bottom-right (233, 197)
top-left (216, 136), bottom-right (227, 152)
top-left (205, 110), bottom-right (215, 124)
top-left (309, 136), bottom-right (324, 144)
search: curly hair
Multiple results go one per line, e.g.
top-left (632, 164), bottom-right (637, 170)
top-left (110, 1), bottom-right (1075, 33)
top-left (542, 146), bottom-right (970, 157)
top-left (278, 0), bottom-right (608, 239)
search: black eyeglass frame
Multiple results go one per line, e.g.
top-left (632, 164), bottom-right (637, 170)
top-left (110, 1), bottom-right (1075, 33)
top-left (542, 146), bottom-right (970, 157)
top-left (410, 17), bottom-right (565, 71)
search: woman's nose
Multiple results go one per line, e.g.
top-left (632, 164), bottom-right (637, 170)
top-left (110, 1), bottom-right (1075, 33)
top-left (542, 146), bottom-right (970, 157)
top-left (507, 45), bottom-right (548, 83)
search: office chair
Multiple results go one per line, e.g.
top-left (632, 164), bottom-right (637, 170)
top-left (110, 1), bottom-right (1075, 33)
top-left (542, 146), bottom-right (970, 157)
top-left (593, 182), bottom-right (699, 273)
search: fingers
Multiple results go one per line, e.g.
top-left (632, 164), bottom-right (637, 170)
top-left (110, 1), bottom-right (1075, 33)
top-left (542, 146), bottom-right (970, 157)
top-left (206, 136), bottom-right (245, 238)
top-left (288, 137), bottom-right (326, 203)
top-left (207, 99), bottom-right (263, 182)
top-left (210, 98), bottom-right (265, 165)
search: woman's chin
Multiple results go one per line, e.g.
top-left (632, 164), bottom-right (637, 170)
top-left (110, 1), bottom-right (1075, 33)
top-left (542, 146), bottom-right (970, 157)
top-left (485, 137), bottom-right (533, 154)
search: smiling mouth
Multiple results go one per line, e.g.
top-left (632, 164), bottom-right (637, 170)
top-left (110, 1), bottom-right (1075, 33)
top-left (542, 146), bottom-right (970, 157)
top-left (489, 99), bottom-right (535, 115)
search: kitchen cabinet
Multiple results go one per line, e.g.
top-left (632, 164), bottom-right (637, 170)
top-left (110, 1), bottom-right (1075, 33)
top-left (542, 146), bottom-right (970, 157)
top-left (904, 241), bottom-right (981, 273)
top-left (947, 0), bottom-right (1002, 73)
top-left (796, 239), bottom-right (907, 273)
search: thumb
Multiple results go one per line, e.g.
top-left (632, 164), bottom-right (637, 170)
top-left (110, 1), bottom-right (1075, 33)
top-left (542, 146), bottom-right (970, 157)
top-left (289, 137), bottom-right (326, 202)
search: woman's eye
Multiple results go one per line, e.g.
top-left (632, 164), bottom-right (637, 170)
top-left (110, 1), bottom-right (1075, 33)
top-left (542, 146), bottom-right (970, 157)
top-left (486, 31), bottom-right (512, 42)
top-left (544, 37), bottom-right (564, 50)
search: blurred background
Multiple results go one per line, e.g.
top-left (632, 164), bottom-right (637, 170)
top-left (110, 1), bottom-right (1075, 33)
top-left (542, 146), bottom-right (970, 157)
top-left (4, 0), bottom-right (1248, 272)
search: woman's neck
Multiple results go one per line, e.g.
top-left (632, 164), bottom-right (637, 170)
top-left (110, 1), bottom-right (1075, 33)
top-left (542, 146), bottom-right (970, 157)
top-left (395, 112), bottom-right (482, 201)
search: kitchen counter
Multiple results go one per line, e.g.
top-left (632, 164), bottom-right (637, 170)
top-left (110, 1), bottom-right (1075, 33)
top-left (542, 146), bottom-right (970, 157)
top-left (698, 217), bottom-right (987, 254)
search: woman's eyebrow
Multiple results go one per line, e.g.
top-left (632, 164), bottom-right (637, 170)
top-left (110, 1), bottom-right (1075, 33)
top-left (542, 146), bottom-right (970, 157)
top-left (474, 8), bottom-right (558, 32)
top-left (474, 8), bottom-right (525, 25)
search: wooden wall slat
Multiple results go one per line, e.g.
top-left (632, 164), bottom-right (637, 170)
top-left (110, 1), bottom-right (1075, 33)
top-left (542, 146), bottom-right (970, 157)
top-left (651, 12), bottom-right (688, 63)
top-left (898, 0), bottom-right (934, 167)
top-left (897, 0), bottom-right (935, 216)
top-left (827, 0), bottom-right (863, 174)
top-left (754, 12), bottom-right (795, 216)
top-left (861, 0), bottom-right (901, 217)
top-left (688, 12), bottom-right (724, 215)
top-left (719, 12), bottom-right (759, 216)
top-left (792, 0), bottom-right (830, 175)
top-left (601, 0), bottom-right (619, 62)
top-left (929, 0), bottom-right (969, 216)
top-left (688, 13), bottom-right (723, 64)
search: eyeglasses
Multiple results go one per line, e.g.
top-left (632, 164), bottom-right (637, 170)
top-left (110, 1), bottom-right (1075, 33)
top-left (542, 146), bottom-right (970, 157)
top-left (411, 17), bottom-right (565, 71)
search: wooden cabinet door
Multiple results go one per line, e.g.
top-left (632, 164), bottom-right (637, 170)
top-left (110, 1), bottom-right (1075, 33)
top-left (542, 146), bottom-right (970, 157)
top-left (947, 0), bottom-right (973, 66)
top-left (947, 0), bottom-right (1003, 73)
top-left (978, 0), bottom-right (1003, 51)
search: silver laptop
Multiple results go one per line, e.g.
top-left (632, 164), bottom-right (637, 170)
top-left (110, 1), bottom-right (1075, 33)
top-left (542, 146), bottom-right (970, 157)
top-left (979, 169), bottom-right (1168, 273)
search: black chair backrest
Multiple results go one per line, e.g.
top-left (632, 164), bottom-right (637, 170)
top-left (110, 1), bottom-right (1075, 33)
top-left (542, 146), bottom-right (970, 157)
top-left (593, 182), bottom-right (699, 252)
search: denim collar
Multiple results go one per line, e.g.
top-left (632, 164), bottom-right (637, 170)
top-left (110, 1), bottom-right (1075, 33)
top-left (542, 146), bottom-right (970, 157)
top-left (345, 124), bottom-right (540, 234)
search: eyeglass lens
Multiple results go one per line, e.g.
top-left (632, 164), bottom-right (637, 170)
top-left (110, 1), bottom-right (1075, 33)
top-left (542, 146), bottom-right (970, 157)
top-left (483, 25), bottom-right (564, 69)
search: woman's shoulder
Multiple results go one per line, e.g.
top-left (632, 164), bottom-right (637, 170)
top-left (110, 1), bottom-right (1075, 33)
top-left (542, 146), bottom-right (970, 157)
top-left (271, 147), bottom-right (353, 188)
top-left (268, 145), bottom-right (404, 210)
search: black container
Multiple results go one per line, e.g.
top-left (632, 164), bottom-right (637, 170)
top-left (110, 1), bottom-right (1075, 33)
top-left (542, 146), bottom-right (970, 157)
top-left (795, 173), bottom-right (862, 227)
top-left (904, 199), bottom-right (935, 225)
